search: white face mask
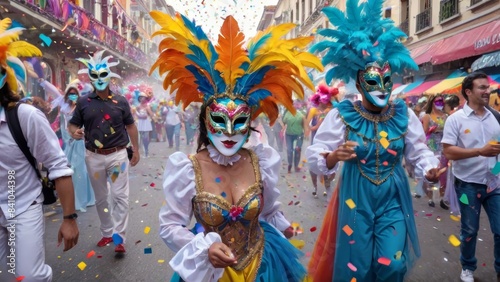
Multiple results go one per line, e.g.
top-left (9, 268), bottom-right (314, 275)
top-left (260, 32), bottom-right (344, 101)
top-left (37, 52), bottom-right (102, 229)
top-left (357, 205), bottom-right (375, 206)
top-left (208, 131), bottom-right (248, 157)
top-left (435, 105), bottom-right (444, 111)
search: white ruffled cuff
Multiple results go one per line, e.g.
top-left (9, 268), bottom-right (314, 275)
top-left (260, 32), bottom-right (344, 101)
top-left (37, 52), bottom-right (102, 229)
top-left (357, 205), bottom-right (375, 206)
top-left (318, 154), bottom-right (339, 175)
top-left (169, 232), bottom-right (224, 282)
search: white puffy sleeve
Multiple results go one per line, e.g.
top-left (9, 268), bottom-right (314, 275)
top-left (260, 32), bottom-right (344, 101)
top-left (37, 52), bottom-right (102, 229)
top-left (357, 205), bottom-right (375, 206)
top-left (159, 152), bottom-right (224, 282)
top-left (254, 144), bottom-right (290, 232)
top-left (306, 108), bottom-right (346, 175)
top-left (404, 109), bottom-right (440, 177)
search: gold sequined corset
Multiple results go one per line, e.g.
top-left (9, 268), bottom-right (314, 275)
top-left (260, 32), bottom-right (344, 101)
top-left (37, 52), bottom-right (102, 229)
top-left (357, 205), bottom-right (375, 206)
top-left (189, 150), bottom-right (265, 271)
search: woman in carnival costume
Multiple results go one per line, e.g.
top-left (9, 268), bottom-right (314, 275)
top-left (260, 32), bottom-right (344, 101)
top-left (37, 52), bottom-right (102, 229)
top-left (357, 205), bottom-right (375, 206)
top-left (150, 11), bottom-right (322, 282)
top-left (307, 83), bottom-right (338, 197)
top-left (306, 0), bottom-right (445, 281)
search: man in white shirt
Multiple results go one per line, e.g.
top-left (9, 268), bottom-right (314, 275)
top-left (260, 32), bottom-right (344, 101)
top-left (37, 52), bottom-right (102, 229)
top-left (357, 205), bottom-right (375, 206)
top-left (163, 100), bottom-right (182, 151)
top-left (0, 85), bottom-right (79, 281)
top-left (442, 72), bottom-right (500, 282)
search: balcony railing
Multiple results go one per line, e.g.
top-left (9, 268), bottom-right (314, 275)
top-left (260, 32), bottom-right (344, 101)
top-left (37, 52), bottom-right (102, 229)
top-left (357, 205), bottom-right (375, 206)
top-left (13, 0), bottom-right (146, 66)
top-left (399, 19), bottom-right (409, 36)
top-left (471, 0), bottom-right (484, 5)
top-left (416, 8), bottom-right (432, 32)
top-left (439, 0), bottom-right (459, 22)
top-left (301, 0), bottom-right (329, 34)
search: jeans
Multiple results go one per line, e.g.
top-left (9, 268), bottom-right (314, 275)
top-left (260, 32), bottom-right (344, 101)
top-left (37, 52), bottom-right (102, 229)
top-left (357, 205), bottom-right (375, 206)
top-left (184, 122), bottom-right (196, 145)
top-left (165, 123), bottom-right (181, 150)
top-left (455, 178), bottom-right (500, 273)
top-left (285, 133), bottom-right (303, 170)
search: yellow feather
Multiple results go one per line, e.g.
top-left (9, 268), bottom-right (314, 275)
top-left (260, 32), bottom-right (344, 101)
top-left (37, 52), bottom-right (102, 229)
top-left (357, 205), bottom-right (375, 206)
top-left (0, 32), bottom-right (20, 47)
top-left (149, 11), bottom-right (195, 43)
top-left (295, 52), bottom-right (324, 72)
top-left (0, 18), bottom-right (12, 34)
top-left (8, 41), bottom-right (42, 57)
top-left (214, 16), bottom-right (249, 89)
top-left (5, 67), bottom-right (17, 93)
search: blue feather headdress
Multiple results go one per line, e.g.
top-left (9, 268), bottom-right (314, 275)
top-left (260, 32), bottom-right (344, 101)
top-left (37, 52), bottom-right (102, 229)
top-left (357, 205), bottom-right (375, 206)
top-left (311, 0), bottom-right (418, 84)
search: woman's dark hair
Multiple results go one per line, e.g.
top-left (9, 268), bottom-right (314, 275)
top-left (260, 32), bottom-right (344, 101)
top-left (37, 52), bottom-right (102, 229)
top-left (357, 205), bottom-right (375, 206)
top-left (425, 94), bottom-right (443, 114)
top-left (0, 70), bottom-right (20, 109)
top-left (445, 95), bottom-right (460, 110)
top-left (461, 72), bottom-right (488, 102)
top-left (196, 103), bottom-right (259, 153)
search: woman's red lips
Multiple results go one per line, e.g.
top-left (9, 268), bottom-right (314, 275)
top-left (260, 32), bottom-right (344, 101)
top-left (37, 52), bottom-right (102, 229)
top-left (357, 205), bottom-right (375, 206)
top-left (222, 140), bottom-right (237, 148)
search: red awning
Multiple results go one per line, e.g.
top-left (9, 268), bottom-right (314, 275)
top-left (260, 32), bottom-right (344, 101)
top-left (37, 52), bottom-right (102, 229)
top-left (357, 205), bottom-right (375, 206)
top-left (405, 80), bottom-right (441, 96)
top-left (414, 40), bottom-right (445, 65)
top-left (431, 20), bottom-right (500, 65)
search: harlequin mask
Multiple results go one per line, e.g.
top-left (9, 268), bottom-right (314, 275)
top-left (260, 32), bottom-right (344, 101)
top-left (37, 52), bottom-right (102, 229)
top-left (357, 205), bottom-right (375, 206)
top-left (77, 50), bottom-right (121, 92)
top-left (206, 97), bottom-right (251, 156)
top-left (358, 62), bottom-right (393, 108)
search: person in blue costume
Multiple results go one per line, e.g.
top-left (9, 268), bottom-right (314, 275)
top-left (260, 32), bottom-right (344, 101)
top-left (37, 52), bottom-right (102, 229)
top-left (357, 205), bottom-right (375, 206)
top-left (149, 10), bottom-right (323, 282)
top-left (306, 0), bottom-right (445, 281)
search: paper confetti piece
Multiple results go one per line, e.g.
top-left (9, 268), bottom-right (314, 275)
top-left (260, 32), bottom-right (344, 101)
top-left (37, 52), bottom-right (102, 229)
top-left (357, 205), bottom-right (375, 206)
top-left (288, 201), bottom-right (293, 205)
top-left (144, 226), bottom-right (151, 234)
top-left (459, 194), bottom-right (469, 205)
top-left (491, 162), bottom-right (500, 175)
top-left (380, 138), bottom-right (389, 149)
top-left (449, 234), bottom-right (461, 247)
top-left (158, 259), bottom-right (165, 264)
top-left (110, 171), bottom-right (119, 183)
top-left (86, 250), bottom-right (95, 258)
top-left (135, 240), bottom-right (142, 245)
top-left (112, 234), bottom-right (123, 245)
top-left (378, 257), bottom-right (391, 266)
top-left (144, 247), bottom-right (152, 254)
top-left (345, 199), bottom-right (356, 209)
top-left (450, 215), bottom-right (460, 222)
top-left (215, 177), bottom-right (221, 183)
top-left (382, 161), bottom-right (388, 166)
top-left (121, 162), bottom-right (127, 172)
top-left (394, 251), bottom-right (402, 260)
top-left (93, 172), bottom-right (100, 179)
top-left (310, 226), bottom-right (317, 232)
top-left (39, 33), bottom-right (52, 46)
top-left (350, 278), bottom-right (357, 282)
top-left (16, 276), bottom-right (25, 282)
top-left (379, 131), bottom-right (388, 138)
top-left (77, 261), bottom-right (87, 271)
top-left (347, 262), bottom-right (357, 272)
top-left (464, 129), bottom-right (471, 134)
top-left (149, 182), bottom-right (156, 187)
top-left (94, 140), bottom-right (103, 148)
top-left (141, 203), bottom-right (148, 207)
top-left (294, 201), bottom-right (300, 205)
top-left (436, 216), bottom-right (441, 221)
top-left (342, 225), bottom-right (353, 236)
top-left (289, 239), bottom-right (305, 249)
top-left (360, 159), bottom-right (366, 164)
top-left (349, 240), bottom-right (355, 244)
top-left (387, 149), bottom-right (397, 156)
top-left (103, 208), bottom-right (109, 213)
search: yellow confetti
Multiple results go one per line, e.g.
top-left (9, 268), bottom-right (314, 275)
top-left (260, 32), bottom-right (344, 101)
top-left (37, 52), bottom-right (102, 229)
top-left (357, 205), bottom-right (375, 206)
top-left (449, 234), bottom-right (461, 247)
top-left (104, 208), bottom-right (109, 213)
top-left (394, 251), bottom-right (402, 260)
top-left (379, 131), bottom-right (388, 138)
top-left (77, 261), bottom-right (87, 271)
top-left (110, 127), bottom-right (115, 134)
top-left (57, 256), bottom-right (61, 259)
top-left (450, 215), bottom-right (460, 222)
top-left (94, 140), bottom-right (103, 148)
top-left (342, 225), bottom-right (353, 236)
top-left (289, 239), bottom-right (305, 249)
top-left (380, 138), bottom-right (390, 149)
top-left (144, 226), bottom-right (151, 234)
top-left (158, 259), bottom-right (165, 264)
top-left (345, 199), bottom-right (356, 209)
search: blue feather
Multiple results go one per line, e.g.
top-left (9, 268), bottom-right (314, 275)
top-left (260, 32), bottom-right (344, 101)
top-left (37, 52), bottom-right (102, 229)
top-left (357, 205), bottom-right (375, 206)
top-left (7, 61), bottom-right (26, 83)
top-left (346, 0), bottom-right (363, 28)
top-left (247, 89), bottom-right (272, 107)
top-left (248, 33), bottom-right (271, 61)
top-left (213, 70), bottom-right (226, 94)
top-left (322, 7), bottom-right (346, 30)
top-left (317, 29), bottom-right (348, 42)
top-left (185, 65), bottom-right (215, 95)
top-left (234, 65), bottom-right (273, 95)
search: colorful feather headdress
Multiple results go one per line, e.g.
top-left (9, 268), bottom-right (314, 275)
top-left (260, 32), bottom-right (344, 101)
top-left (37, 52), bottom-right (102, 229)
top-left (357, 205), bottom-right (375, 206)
top-left (311, 0), bottom-right (418, 84)
top-left (149, 11), bottom-right (323, 124)
top-left (76, 50), bottom-right (121, 79)
top-left (0, 18), bottom-right (42, 94)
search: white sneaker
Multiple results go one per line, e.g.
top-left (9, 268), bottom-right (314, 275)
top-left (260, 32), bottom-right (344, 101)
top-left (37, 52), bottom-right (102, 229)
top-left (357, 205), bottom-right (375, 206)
top-left (460, 269), bottom-right (474, 282)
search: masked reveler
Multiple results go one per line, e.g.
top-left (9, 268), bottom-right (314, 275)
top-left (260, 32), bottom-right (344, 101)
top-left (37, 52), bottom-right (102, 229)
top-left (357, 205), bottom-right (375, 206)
top-left (68, 50), bottom-right (140, 254)
top-left (306, 0), bottom-right (444, 281)
top-left (150, 11), bottom-right (322, 282)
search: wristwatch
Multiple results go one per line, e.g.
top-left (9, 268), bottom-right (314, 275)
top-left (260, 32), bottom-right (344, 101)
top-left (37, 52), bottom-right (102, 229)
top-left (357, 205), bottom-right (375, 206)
top-left (63, 213), bottom-right (78, 220)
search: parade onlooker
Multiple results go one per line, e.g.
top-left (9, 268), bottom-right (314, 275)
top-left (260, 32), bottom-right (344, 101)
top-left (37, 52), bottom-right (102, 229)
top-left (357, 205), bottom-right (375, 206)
top-left (183, 104), bottom-right (200, 146)
top-left (422, 94), bottom-right (449, 209)
top-left (442, 72), bottom-right (500, 282)
top-left (442, 95), bottom-right (461, 214)
top-left (163, 100), bottom-right (181, 151)
top-left (0, 23), bottom-right (79, 280)
top-left (136, 92), bottom-right (154, 158)
top-left (282, 100), bottom-right (306, 173)
top-left (307, 83), bottom-right (337, 197)
top-left (154, 100), bottom-right (166, 142)
top-left (69, 50), bottom-right (139, 254)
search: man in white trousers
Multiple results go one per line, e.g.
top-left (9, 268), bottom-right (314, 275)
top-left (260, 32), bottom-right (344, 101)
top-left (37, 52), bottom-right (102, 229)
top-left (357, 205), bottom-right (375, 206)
top-left (0, 22), bottom-right (79, 281)
top-left (68, 51), bottom-right (140, 254)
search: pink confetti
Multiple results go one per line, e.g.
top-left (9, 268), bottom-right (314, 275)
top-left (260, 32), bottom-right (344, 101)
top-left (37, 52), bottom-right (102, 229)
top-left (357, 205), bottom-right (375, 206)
top-left (150, 183), bottom-right (156, 187)
top-left (310, 226), bottom-right (317, 232)
top-left (86, 250), bottom-right (95, 258)
top-left (425, 213), bottom-right (432, 217)
top-left (347, 262), bottom-right (357, 272)
top-left (360, 159), bottom-right (366, 164)
top-left (387, 149), bottom-right (397, 156)
top-left (382, 161), bottom-right (388, 166)
top-left (141, 203), bottom-right (148, 207)
top-left (349, 240), bottom-right (356, 244)
top-left (378, 257), bottom-right (391, 266)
